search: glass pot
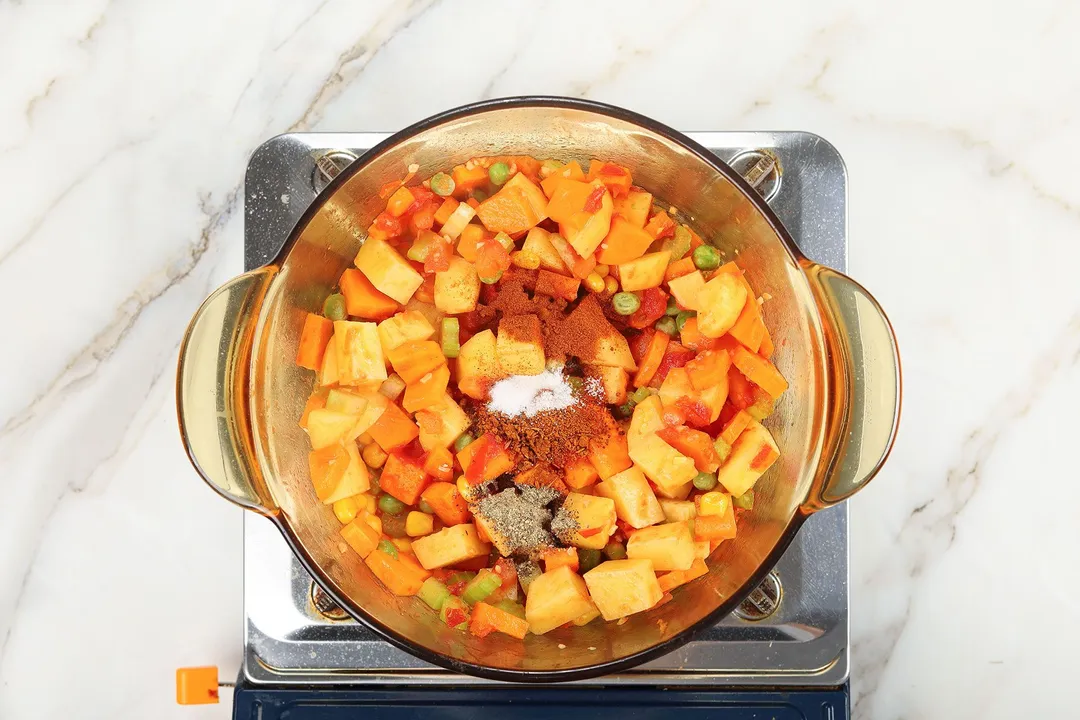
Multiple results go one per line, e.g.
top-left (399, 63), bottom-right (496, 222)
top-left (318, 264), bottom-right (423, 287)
top-left (177, 98), bottom-right (900, 681)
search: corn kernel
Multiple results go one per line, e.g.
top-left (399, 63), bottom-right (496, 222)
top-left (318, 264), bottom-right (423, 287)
top-left (332, 497), bottom-right (361, 525)
top-left (456, 475), bottom-right (476, 501)
top-left (392, 537), bottom-right (413, 553)
top-left (696, 491), bottom-right (730, 517)
top-left (584, 272), bottom-right (605, 293)
top-left (357, 432), bottom-right (374, 446)
top-left (604, 276), bottom-right (619, 294)
top-left (361, 512), bottom-right (382, 535)
top-left (406, 511), bottom-right (435, 537)
top-left (511, 249), bottom-right (541, 270)
top-left (362, 443), bottom-right (387, 469)
top-left (361, 493), bottom-right (377, 514)
top-left (595, 264), bottom-right (610, 278)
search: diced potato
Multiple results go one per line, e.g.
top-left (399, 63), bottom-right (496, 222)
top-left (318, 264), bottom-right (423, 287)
top-left (496, 315), bottom-right (545, 375)
top-left (414, 393), bottom-right (471, 451)
top-left (306, 409), bottom-right (360, 450)
top-left (377, 310), bottom-right (435, 354)
top-left (353, 237), bottom-right (424, 304)
top-left (653, 479), bottom-right (693, 500)
top-left (316, 440), bottom-right (370, 504)
top-left (613, 189), bottom-right (652, 228)
top-left (325, 388), bottom-right (367, 415)
top-left (572, 604), bottom-right (602, 627)
top-left (667, 271), bottom-right (706, 311)
top-left (628, 395), bottom-right (665, 443)
top-left (697, 273), bottom-right (748, 338)
top-left (340, 518), bottom-right (380, 558)
top-left (564, 185), bottom-right (613, 257)
top-left (318, 334), bottom-right (339, 386)
top-left (561, 492), bottom-right (617, 550)
top-left (659, 498), bottom-right (697, 523)
top-left (587, 365), bottom-right (628, 405)
top-left (561, 296), bottom-right (636, 371)
top-left (346, 391), bottom-right (390, 441)
top-left (626, 521), bottom-right (695, 571)
top-left (438, 202), bottom-right (476, 239)
top-left (525, 565), bottom-right (598, 635)
top-left (333, 321), bottom-right (387, 386)
top-left (582, 559), bottom-right (662, 621)
top-left (434, 256), bottom-right (481, 314)
top-left (618, 251), bottom-right (670, 292)
top-left (456, 329), bottom-right (505, 400)
top-left (715, 420), bottom-right (780, 497)
top-left (476, 173), bottom-right (549, 234)
top-left (411, 523), bottom-right (491, 570)
top-left (694, 540), bottom-right (711, 559)
top-left (472, 513), bottom-right (514, 557)
top-left (521, 227), bottom-right (569, 274)
top-left (627, 433), bottom-right (698, 496)
top-left (593, 334), bottom-right (637, 371)
top-left (594, 466), bottom-right (664, 529)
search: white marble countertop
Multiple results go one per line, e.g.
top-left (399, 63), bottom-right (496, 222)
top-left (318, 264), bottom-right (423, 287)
top-left (1, 1), bottom-right (1076, 718)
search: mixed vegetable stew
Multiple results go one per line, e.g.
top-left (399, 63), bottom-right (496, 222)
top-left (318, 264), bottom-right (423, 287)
top-left (294, 155), bottom-right (786, 641)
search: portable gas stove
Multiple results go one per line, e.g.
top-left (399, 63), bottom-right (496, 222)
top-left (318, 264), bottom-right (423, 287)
top-left (232, 131), bottom-right (851, 718)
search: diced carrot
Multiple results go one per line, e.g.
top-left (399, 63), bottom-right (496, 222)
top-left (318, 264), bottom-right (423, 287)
top-left (422, 447), bottom-right (455, 483)
top-left (308, 445), bottom-right (349, 501)
top-left (380, 451), bottom-right (431, 505)
top-left (339, 268), bottom-right (399, 320)
top-left (759, 327), bottom-right (775, 357)
top-left (719, 409), bottom-right (752, 446)
top-left (685, 349), bottom-right (732, 391)
top-left (451, 164), bottom-right (489, 197)
top-left (678, 316), bottom-right (719, 351)
top-left (535, 269), bottom-right (581, 301)
top-left (341, 518), bottom-right (381, 558)
top-left (664, 256), bottom-right (696, 282)
top-left (542, 547), bottom-right (579, 573)
top-left (434, 197), bottom-right (460, 226)
top-left (469, 601), bottom-right (529, 640)
top-left (728, 281), bottom-right (767, 353)
top-left (731, 346), bottom-right (788, 398)
top-left (644, 210), bottom-right (676, 240)
top-left (714, 260), bottom-right (741, 276)
top-left (540, 161), bottom-right (586, 197)
top-left (588, 426), bottom-right (633, 480)
top-left (364, 548), bottom-right (429, 596)
top-left (596, 217), bottom-right (654, 265)
top-left (656, 558), bottom-right (709, 592)
top-left (296, 313), bottom-right (335, 370)
top-left (466, 197), bottom-right (480, 209)
top-left (402, 364), bottom-right (450, 413)
top-left (386, 340), bottom-right (446, 384)
top-left (694, 507), bottom-right (737, 541)
top-left (586, 160), bottom-right (633, 197)
top-left (657, 425), bottom-right (722, 473)
top-left (421, 482), bottom-right (471, 525)
top-left (632, 329), bottom-right (670, 388)
top-left (386, 186), bottom-right (416, 217)
top-left (726, 365), bottom-right (757, 410)
top-left (368, 402), bottom-right (420, 452)
top-left (456, 224), bottom-right (486, 262)
top-left (456, 434), bottom-right (515, 484)
top-left (565, 456), bottom-right (600, 489)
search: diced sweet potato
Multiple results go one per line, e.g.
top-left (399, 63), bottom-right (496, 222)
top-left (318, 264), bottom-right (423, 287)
top-left (420, 481), bottom-right (471, 525)
top-left (415, 393), bottom-right (471, 451)
top-left (296, 313), bottom-right (334, 370)
top-left (339, 268), bottom-right (399, 320)
top-left (597, 217), bottom-right (655, 265)
top-left (380, 451), bottom-right (430, 506)
top-left (411, 524), bottom-right (491, 570)
top-left (365, 548), bottom-right (430, 596)
top-left (525, 565), bottom-right (597, 635)
top-left (731, 346), bottom-right (788, 398)
top-left (594, 466), bottom-right (664, 528)
top-left (354, 237), bottom-right (424, 305)
top-left (626, 521), bottom-right (695, 571)
top-left (367, 401), bottom-right (419, 452)
top-left (535, 269), bottom-right (581, 302)
top-left (377, 310), bottom-right (435, 354)
top-left (582, 559), bottom-right (662, 621)
top-left (386, 339), bottom-right (446, 384)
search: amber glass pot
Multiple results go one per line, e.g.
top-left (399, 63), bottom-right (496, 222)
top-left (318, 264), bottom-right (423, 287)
top-left (177, 98), bottom-right (900, 681)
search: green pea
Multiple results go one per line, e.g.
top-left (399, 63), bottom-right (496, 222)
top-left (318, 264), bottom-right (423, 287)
top-left (692, 244), bottom-right (721, 271)
top-left (612, 292), bottom-right (641, 315)
top-left (471, 189), bottom-right (489, 202)
top-left (378, 494), bottom-right (406, 515)
top-left (430, 172), bottom-right (455, 197)
top-left (378, 539), bottom-right (399, 558)
top-left (567, 376), bottom-right (585, 391)
top-left (418, 498), bottom-right (435, 515)
top-left (322, 293), bottom-right (347, 321)
top-left (453, 433), bottom-right (475, 452)
top-left (693, 471), bottom-right (718, 491)
top-left (665, 297), bottom-right (681, 316)
top-left (733, 489), bottom-right (755, 510)
top-left (602, 541), bottom-right (627, 561)
top-left (675, 310), bottom-right (696, 332)
top-left (578, 548), bottom-right (603, 573)
top-left (488, 162), bottom-right (510, 186)
top-left (655, 316), bottom-right (678, 336)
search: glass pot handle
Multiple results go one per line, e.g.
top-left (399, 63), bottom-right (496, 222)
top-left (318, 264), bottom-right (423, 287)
top-left (176, 269), bottom-right (277, 514)
top-left (801, 262), bottom-right (901, 510)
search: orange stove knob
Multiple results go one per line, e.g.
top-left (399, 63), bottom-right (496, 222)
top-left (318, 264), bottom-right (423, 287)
top-left (175, 666), bottom-right (220, 705)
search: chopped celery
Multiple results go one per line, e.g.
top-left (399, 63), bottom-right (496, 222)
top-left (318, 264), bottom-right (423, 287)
top-left (662, 225), bottom-right (692, 260)
top-left (419, 577), bottom-right (451, 611)
top-left (630, 387), bottom-right (653, 404)
top-left (430, 172), bottom-right (455, 197)
top-left (713, 437), bottom-right (732, 464)
top-left (461, 569), bottom-right (502, 605)
top-left (655, 316), bottom-right (677, 336)
top-left (733, 489), bottom-right (755, 510)
top-left (453, 432), bottom-right (474, 452)
top-left (441, 317), bottom-right (460, 359)
top-left (602, 541), bottom-right (627, 561)
top-left (493, 599), bottom-right (526, 620)
top-left (493, 231), bottom-right (515, 251)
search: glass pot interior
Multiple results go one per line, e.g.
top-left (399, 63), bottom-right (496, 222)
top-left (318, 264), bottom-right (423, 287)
top-left (247, 103), bottom-right (830, 676)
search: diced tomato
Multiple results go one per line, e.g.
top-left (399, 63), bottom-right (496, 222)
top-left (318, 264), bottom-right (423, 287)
top-left (675, 398), bottom-right (713, 428)
top-left (464, 435), bottom-right (510, 485)
top-left (444, 606), bottom-right (469, 627)
top-left (475, 239), bottom-right (512, 282)
top-left (378, 180), bottom-right (402, 199)
top-left (727, 365), bottom-right (757, 409)
top-left (629, 329), bottom-right (655, 366)
top-left (579, 527), bottom-right (603, 538)
top-left (405, 185), bottom-right (436, 213)
top-left (372, 211), bottom-right (403, 238)
top-left (650, 342), bottom-right (695, 386)
top-left (423, 235), bottom-right (452, 273)
top-left (628, 287), bottom-right (669, 330)
top-left (583, 185), bottom-right (607, 213)
top-left (409, 201), bottom-right (438, 233)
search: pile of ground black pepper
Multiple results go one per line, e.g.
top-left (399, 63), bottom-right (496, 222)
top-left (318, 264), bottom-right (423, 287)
top-left (472, 483), bottom-right (579, 559)
top-left (469, 391), bottom-right (609, 469)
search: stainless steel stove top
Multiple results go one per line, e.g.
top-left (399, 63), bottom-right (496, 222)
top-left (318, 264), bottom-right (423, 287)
top-left (241, 131), bottom-right (849, 687)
